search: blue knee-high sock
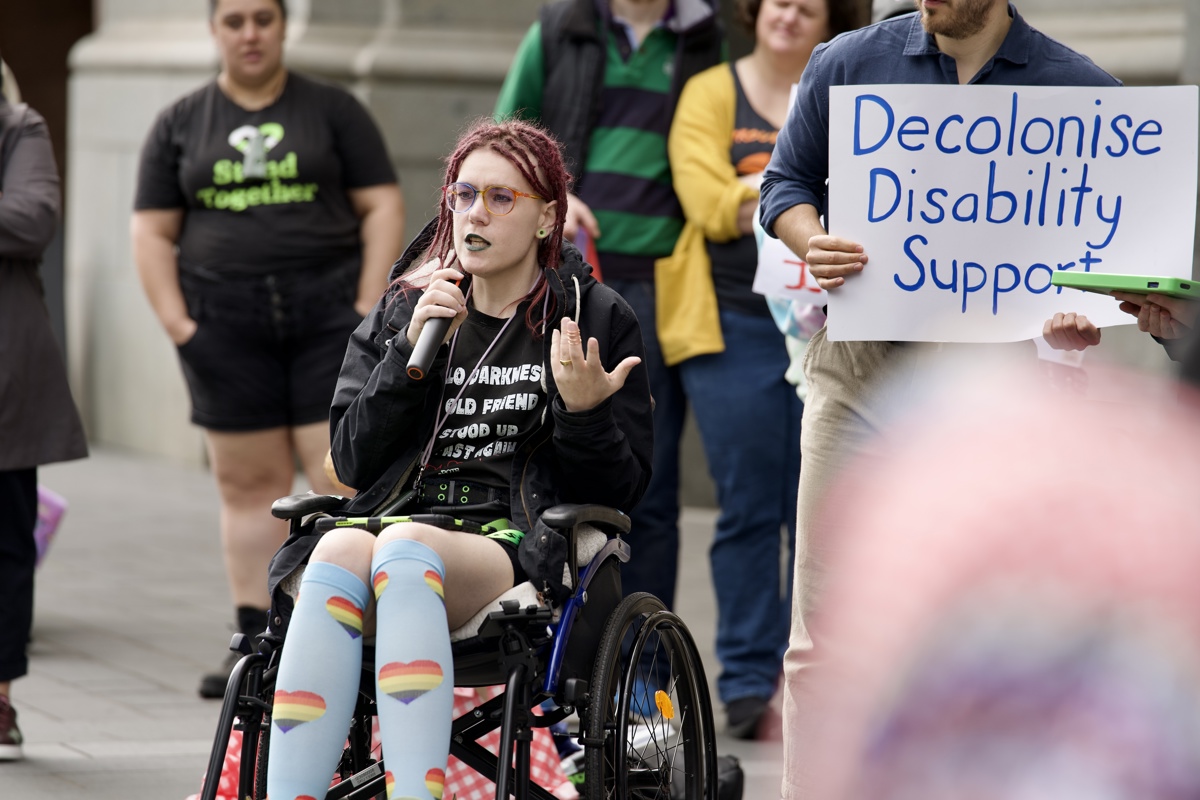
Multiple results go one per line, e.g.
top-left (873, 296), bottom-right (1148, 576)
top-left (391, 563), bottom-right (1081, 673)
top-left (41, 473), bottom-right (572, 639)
top-left (371, 539), bottom-right (452, 800)
top-left (266, 562), bottom-right (370, 800)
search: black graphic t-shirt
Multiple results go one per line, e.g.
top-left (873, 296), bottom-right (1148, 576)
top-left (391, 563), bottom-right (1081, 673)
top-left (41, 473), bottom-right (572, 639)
top-left (424, 306), bottom-right (546, 496)
top-left (134, 72), bottom-right (397, 275)
top-left (707, 63), bottom-right (777, 317)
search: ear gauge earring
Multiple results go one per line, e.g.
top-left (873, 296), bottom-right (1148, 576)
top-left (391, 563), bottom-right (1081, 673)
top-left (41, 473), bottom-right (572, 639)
top-left (537, 228), bottom-right (548, 239)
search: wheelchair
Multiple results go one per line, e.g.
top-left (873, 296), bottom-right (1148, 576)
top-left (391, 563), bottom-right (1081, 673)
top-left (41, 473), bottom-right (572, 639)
top-left (199, 494), bottom-right (718, 800)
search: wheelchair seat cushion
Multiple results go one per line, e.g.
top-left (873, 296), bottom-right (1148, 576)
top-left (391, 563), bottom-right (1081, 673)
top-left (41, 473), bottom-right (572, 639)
top-left (448, 582), bottom-right (541, 642)
top-left (447, 523), bottom-right (606, 642)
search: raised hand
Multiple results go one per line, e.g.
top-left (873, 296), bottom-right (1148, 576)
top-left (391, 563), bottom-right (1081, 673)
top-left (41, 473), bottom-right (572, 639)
top-left (550, 316), bottom-right (641, 413)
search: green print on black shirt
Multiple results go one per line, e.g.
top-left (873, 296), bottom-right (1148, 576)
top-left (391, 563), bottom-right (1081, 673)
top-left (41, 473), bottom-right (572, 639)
top-left (194, 122), bottom-right (320, 212)
top-left (134, 73), bottom-right (398, 274)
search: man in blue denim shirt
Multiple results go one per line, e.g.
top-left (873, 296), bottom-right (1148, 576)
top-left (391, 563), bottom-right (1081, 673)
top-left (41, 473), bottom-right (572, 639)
top-left (758, 2), bottom-right (1118, 795)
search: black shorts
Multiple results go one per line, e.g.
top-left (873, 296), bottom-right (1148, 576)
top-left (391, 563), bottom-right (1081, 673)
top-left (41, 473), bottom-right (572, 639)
top-left (476, 518), bottom-right (529, 586)
top-left (176, 260), bottom-right (363, 432)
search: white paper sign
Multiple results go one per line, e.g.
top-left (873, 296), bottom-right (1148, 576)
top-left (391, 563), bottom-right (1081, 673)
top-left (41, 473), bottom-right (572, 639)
top-left (826, 85), bottom-right (1199, 342)
top-left (752, 228), bottom-right (829, 304)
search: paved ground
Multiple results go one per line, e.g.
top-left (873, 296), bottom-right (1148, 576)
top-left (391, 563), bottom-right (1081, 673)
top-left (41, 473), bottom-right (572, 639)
top-left (1, 448), bottom-right (784, 799)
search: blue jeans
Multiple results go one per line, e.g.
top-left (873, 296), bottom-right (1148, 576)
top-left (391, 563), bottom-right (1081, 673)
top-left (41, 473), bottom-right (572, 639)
top-left (604, 278), bottom-right (686, 611)
top-left (679, 309), bottom-right (801, 704)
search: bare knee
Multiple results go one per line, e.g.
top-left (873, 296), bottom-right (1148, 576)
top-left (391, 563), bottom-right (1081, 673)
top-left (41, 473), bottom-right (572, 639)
top-left (310, 528), bottom-right (375, 582)
top-left (375, 522), bottom-right (446, 554)
top-left (206, 430), bottom-right (295, 507)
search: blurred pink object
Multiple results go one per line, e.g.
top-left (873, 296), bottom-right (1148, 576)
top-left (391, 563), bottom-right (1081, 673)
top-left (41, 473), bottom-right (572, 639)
top-left (792, 302), bottom-right (827, 338)
top-left (34, 485), bottom-right (67, 566)
top-left (786, 363), bottom-right (1200, 800)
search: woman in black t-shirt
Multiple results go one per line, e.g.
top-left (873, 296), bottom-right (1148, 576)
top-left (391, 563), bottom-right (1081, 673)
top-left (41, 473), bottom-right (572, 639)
top-left (263, 118), bottom-right (651, 800)
top-left (131, 0), bottom-right (405, 698)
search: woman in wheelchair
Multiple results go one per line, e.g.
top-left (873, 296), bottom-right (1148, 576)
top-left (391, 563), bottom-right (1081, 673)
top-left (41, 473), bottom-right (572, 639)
top-left (264, 118), bottom-right (653, 800)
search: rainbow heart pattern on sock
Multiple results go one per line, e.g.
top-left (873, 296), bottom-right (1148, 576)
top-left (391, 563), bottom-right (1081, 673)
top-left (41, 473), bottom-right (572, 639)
top-left (424, 570), bottom-right (444, 601)
top-left (272, 690), bottom-right (326, 732)
top-left (385, 770), bottom-right (394, 798)
top-left (373, 571), bottom-right (389, 600)
top-left (325, 595), bottom-right (364, 638)
top-left (425, 767), bottom-right (445, 799)
top-left (378, 660), bottom-right (444, 703)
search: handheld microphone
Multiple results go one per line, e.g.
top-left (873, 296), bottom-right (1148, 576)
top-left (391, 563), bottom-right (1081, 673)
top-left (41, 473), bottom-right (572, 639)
top-left (405, 316), bottom-right (451, 381)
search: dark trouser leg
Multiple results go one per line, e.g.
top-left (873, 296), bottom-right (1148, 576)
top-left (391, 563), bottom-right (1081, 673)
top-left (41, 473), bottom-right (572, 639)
top-left (604, 278), bottom-right (686, 610)
top-left (0, 469), bottom-right (38, 684)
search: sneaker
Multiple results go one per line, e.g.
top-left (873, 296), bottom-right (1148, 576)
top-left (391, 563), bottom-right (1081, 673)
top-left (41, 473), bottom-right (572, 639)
top-left (0, 696), bottom-right (23, 761)
top-left (197, 650), bottom-right (240, 699)
top-left (725, 696), bottom-right (769, 740)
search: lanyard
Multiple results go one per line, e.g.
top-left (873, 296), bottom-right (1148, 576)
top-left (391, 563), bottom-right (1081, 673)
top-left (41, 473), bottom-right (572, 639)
top-left (413, 281), bottom-right (550, 492)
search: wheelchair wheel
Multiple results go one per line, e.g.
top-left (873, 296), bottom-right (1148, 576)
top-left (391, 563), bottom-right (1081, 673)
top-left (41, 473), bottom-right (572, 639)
top-left (584, 593), bottom-right (718, 799)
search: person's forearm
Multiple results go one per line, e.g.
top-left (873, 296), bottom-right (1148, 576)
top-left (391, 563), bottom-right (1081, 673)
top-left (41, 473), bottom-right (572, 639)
top-left (737, 199), bottom-right (758, 236)
top-left (356, 194), bottom-right (405, 314)
top-left (0, 192), bottom-right (57, 258)
top-left (132, 227), bottom-right (190, 341)
top-left (0, 128), bottom-right (61, 258)
top-left (774, 203), bottom-right (825, 259)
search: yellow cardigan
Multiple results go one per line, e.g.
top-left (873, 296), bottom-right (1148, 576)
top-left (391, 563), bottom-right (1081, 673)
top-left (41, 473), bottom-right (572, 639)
top-left (657, 63), bottom-right (759, 367)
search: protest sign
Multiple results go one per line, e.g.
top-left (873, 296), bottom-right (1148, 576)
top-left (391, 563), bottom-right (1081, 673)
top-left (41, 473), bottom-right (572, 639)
top-left (826, 85), bottom-right (1198, 342)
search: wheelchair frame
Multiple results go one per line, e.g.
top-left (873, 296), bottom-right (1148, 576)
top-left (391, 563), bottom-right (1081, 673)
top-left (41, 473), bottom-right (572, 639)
top-left (198, 498), bottom-right (718, 800)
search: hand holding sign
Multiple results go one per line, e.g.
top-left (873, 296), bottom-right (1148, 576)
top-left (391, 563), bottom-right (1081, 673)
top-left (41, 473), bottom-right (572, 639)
top-left (804, 234), bottom-right (867, 290)
top-left (1042, 312), bottom-right (1102, 351)
top-left (752, 212), bottom-right (830, 305)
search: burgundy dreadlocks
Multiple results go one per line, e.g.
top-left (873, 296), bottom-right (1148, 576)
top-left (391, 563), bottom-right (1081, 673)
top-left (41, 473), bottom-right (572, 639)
top-left (419, 118), bottom-right (572, 336)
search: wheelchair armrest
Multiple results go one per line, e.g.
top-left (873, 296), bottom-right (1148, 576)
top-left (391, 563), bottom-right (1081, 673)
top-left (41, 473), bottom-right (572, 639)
top-left (270, 493), bottom-right (348, 521)
top-left (542, 506), bottom-right (633, 537)
top-left (540, 504), bottom-right (631, 536)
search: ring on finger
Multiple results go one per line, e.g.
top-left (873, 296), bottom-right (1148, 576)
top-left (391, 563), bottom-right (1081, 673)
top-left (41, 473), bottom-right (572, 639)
top-left (559, 358), bottom-right (573, 367)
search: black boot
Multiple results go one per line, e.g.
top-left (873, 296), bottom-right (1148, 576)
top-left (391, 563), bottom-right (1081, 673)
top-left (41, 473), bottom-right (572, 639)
top-left (197, 606), bottom-right (267, 699)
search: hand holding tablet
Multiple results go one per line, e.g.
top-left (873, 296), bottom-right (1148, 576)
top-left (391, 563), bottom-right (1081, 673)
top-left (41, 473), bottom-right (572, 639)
top-left (1051, 272), bottom-right (1200, 301)
top-left (1045, 272), bottom-right (1199, 348)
